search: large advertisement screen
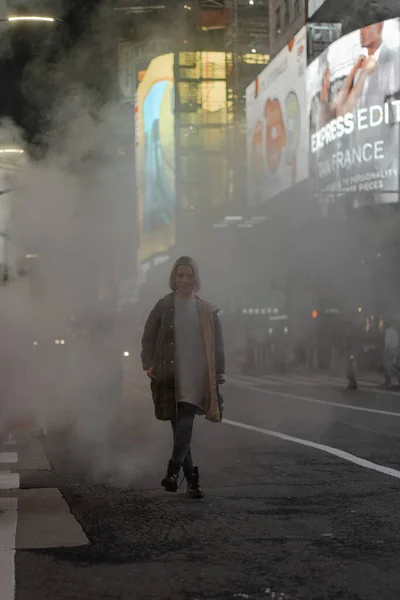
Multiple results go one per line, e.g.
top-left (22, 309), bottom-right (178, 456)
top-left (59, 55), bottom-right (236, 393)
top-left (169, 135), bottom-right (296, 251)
top-left (308, 19), bottom-right (400, 206)
top-left (135, 53), bottom-right (176, 264)
top-left (246, 27), bottom-right (308, 205)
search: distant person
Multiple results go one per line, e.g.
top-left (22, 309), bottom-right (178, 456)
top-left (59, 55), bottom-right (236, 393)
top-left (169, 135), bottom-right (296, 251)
top-left (141, 256), bottom-right (226, 499)
top-left (384, 321), bottom-right (399, 387)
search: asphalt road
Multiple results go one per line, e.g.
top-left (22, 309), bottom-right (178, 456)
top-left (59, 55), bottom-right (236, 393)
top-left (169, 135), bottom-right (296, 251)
top-left (9, 372), bottom-right (400, 600)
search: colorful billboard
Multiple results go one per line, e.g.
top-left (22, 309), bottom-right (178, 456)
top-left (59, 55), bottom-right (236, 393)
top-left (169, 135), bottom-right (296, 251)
top-left (246, 27), bottom-right (308, 206)
top-left (135, 53), bottom-right (176, 264)
top-left (308, 19), bottom-right (400, 206)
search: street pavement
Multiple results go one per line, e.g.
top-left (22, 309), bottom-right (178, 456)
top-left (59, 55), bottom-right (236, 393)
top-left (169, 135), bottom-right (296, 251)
top-left (3, 371), bottom-right (400, 599)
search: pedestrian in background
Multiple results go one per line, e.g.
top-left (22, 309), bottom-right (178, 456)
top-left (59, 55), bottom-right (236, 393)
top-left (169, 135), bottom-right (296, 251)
top-left (141, 256), bottom-right (226, 498)
top-left (384, 320), bottom-right (399, 387)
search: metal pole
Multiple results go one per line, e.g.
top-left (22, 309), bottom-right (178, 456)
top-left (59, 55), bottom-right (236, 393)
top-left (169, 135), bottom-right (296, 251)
top-left (173, 52), bottom-right (182, 251)
top-left (232, 0), bottom-right (240, 204)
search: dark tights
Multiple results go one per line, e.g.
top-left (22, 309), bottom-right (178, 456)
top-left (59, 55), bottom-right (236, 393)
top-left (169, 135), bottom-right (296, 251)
top-left (170, 402), bottom-right (197, 476)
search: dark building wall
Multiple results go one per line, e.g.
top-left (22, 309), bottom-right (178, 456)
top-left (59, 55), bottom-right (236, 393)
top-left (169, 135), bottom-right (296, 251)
top-left (269, 0), bottom-right (306, 57)
top-left (311, 0), bottom-right (400, 32)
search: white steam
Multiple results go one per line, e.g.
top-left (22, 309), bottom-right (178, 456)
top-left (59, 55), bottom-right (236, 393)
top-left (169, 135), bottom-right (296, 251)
top-left (0, 2), bottom-right (162, 486)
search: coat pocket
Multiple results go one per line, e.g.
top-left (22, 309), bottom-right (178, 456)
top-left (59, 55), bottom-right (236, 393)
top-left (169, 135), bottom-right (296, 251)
top-left (150, 378), bottom-right (161, 405)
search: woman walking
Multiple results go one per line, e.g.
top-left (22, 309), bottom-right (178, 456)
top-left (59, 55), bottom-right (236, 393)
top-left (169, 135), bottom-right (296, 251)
top-left (141, 256), bottom-right (226, 498)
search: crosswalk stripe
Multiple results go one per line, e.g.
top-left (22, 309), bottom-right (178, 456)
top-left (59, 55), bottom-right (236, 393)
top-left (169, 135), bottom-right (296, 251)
top-left (0, 435), bottom-right (18, 600)
top-left (0, 452), bottom-right (18, 464)
top-left (0, 497), bottom-right (18, 600)
top-left (15, 488), bottom-right (89, 550)
top-left (0, 472), bottom-right (20, 490)
top-left (0, 433), bottom-right (89, 551)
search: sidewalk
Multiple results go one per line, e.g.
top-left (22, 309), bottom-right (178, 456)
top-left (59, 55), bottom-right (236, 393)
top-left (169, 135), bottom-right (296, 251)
top-left (0, 429), bottom-right (89, 549)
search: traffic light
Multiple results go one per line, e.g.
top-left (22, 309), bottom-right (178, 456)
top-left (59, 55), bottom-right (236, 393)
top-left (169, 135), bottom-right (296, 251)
top-left (311, 309), bottom-right (319, 319)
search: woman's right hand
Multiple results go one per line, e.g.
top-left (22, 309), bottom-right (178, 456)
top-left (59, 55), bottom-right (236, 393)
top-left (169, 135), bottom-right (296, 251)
top-left (147, 366), bottom-right (155, 379)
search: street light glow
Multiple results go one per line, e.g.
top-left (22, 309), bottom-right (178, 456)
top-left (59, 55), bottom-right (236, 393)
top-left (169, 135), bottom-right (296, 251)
top-left (0, 148), bottom-right (24, 154)
top-left (8, 16), bottom-right (56, 23)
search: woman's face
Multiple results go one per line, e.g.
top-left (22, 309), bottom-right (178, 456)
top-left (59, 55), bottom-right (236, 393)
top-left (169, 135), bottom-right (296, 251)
top-left (174, 265), bottom-right (195, 295)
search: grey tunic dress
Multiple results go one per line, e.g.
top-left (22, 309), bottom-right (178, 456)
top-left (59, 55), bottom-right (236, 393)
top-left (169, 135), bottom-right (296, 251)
top-left (174, 296), bottom-right (206, 411)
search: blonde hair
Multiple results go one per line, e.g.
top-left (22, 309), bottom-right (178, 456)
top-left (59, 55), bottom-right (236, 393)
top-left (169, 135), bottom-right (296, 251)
top-left (169, 256), bottom-right (201, 292)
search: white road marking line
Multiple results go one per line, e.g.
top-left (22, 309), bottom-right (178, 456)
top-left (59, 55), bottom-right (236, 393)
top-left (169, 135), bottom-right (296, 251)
top-left (135, 382), bottom-right (399, 419)
top-left (0, 472), bottom-right (20, 490)
top-left (0, 452), bottom-right (18, 464)
top-left (259, 374), bottom-right (327, 387)
top-left (223, 419), bottom-right (400, 481)
top-left (235, 373), bottom-right (398, 395)
top-left (230, 375), bottom-right (286, 387)
top-left (229, 381), bottom-right (400, 417)
top-left (239, 372), bottom-right (324, 385)
top-left (0, 498), bottom-right (18, 600)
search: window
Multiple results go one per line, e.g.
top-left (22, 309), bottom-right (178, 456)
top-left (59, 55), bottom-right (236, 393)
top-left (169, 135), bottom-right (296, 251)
top-left (294, 0), bottom-right (300, 18)
top-left (284, 0), bottom-right (290, 26)
top-left (275, 6), bottom-right (281, 33)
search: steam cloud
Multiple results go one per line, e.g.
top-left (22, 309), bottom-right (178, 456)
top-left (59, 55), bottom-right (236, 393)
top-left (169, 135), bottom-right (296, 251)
top-left (0, 1), bottom-right (166, 487)
top-left (1, 1), bottom-right (399, 488)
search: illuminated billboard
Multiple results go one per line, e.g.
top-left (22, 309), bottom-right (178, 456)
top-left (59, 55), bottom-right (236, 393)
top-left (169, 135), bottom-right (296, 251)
top-left (136, 51), bottom-right (229, 267)
top-left (308, 19), bottom-right (400, 206)
top-left (246, 27), bottom-right (308, 206)
top-left (135, 53), bottom-right (176, 264)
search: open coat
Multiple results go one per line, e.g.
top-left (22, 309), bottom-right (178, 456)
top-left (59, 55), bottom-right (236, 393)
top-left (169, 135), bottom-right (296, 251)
top-left (141, 293), bottom-right (225, 423)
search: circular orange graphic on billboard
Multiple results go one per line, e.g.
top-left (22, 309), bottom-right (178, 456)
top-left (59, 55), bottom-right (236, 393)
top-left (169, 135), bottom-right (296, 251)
top-left (264, 98), bottom-right (286, 173)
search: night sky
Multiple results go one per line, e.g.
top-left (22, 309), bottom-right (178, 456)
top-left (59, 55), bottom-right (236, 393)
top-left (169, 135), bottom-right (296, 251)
top-left (0, 0), bottom-right (105, 144)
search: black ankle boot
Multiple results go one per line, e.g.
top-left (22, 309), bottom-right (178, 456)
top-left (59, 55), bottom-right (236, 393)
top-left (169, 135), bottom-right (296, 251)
top-left (185, 466), bottom-right (204, 499)
top-left (161, 460), bottom-right (180, 492)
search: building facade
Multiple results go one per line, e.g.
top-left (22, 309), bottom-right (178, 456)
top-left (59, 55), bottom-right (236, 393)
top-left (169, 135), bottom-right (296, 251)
top-left (268, 0), bottom-right (306, 57)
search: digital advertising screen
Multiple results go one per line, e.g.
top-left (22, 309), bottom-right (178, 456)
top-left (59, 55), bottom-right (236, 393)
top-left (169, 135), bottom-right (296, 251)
top-left (246, 27), bottom-right (308, 206)
top-left (308, 18), bottom-right (400, 206)
top-left (135, 53), bottom-right (176, 265)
